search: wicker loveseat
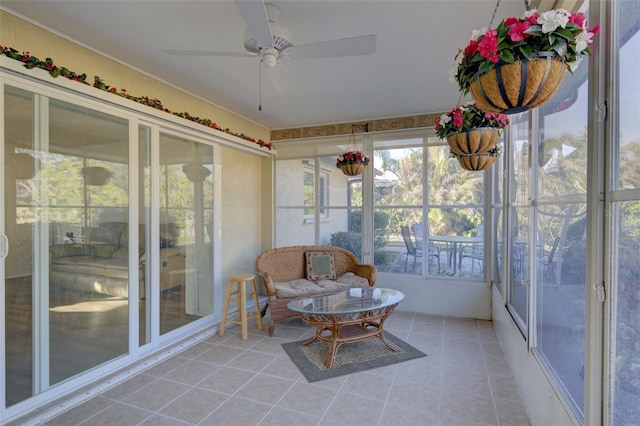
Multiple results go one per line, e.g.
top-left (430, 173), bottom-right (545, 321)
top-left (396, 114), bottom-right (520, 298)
top-left (255, 245), bottom-right (377, 336)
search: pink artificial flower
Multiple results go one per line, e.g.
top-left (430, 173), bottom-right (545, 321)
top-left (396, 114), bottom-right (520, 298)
top-left (591, 25), bottom-right (601, 35)
top-left (435, 118), bottom-right (441, 131)
top-left (504, 17), bottom-right (519, 26)
top-left (453, 110), bottom-right (464, 127)
top-left (524, 12), bottom-right (539, 24)
top-left (507, 22), bottom-right (531, 42)
top-left (478, 30), bottom-right (498, 60)
top-left (569, 12), bottom-right (586, 28)
top-left (464, 40), bottom-right (478, 56)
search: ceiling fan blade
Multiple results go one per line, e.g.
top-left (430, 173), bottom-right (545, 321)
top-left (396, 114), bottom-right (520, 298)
top-left (287, 35), bottom-right (377, 59)
top-left (234, 0), bottom-right (273, 49)
top-left (161, 49), bottom-right (255, 58)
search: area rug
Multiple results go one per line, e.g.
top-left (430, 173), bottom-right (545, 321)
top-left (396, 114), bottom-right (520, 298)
top-left (282, 332), bottom-right (426, 382)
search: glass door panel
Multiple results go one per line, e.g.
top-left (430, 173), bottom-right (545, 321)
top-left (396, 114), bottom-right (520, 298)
top-left (611, 3), bottom-right (640, 423)
top-left (4, 85), bottom-right (131, 404)
top-left (4, 86), bottom-right (36, 406)
top-left (158, 133), bottom-right (213, 335)
top-left (48, 97), bottom-right (130, 385)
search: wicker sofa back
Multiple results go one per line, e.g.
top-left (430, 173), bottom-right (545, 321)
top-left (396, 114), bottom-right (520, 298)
top-left (255, 245), bottom-right (377, 336)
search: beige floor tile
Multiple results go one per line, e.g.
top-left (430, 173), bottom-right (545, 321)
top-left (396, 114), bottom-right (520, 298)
top-left (249, 336), bottom-right (289, 355)
top-left (441, 364), bottom-right (491, 394)
top-left (387, 379), bottom-right (440, 413)
top-left (196, 366), bottom-right (257, 395)
top-left (380, 401), bottom-right (440, 426)
top-left (440, 414), bottom-right (497, 426)
top-left (341, 371), bottom-right (394, 401)
top-left (235, 374), bottom-right (296, 405)
top-left (323, 392), bottom-right (385, 425)
top-left (159, 388), bottom-right (229, 424)
top-left (174, 341), bottom-right (215, 359)
top-left (494, 396), bottom-right (530, 426)
top-left (200, 396), bottom-right (272, 425)
top-left (77, 402), bottom-right (152, 425)
top-left (261, 355), bottom-right (304, 381)
top-left (101, 373), bottom-right (157, 400)
top-left (162, 359), bottom-right (220, 385)
top-left (122, 378), bottom-right (190, 411)
top-left (225, 350), bottom-right (278, 373)
top-left (277, 382), bottom-right (339, 417)
top-left (219, 332), bottom-right (263, 350)
top-left (440, 388), bottom-right (498, 425)
top-left (257, 406), bottom-right (320, 426)
top-left (46, 396), bottom-right (114, 425)
top-left (195, 344), bottom-right (245, 365)
top-left (143, 355), bottom-right (190, 378)
top-left (139, 413), bottom-right (192, 425)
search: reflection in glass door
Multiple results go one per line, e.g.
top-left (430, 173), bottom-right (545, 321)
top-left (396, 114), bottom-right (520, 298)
top-left (158, 133), bottom-right (213, 335)
top-left (4, 85), bottom-right (130, 405)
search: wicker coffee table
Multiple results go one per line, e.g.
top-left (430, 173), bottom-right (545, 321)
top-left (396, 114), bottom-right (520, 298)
top-left (287, 288), bottom-right (405, 368)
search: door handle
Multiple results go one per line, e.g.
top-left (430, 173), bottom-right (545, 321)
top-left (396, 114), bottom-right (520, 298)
top-left (0, 234), bottom-right (8, 259)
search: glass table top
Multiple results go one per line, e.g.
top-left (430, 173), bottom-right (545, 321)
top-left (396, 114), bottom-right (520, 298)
top-left (287, 288), bottom-right (405, 315)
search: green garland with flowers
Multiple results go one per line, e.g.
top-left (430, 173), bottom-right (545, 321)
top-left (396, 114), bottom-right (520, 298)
top-left (0, 45), bottom-right (272, 151)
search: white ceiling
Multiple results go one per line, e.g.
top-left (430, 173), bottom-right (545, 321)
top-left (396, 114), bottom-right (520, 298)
top-left (2, 0), bottom-right (528, 130)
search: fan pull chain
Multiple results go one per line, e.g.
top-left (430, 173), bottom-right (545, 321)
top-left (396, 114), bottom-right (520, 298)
top-left (258, 58), bottom-right (263, 111)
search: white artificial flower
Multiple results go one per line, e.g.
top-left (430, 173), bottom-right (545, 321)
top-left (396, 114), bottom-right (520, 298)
top-left (439, 113), bottom-right (452, 125)
top-left (575, 30), bottom-right (594, 52)
top-left (522, 9), bottom-right (539, 20)
top-left (455, 51), bottom-right (465, 65)
top-left (448, 66), bottom-right (458, 86)
top-left (567, 57), bottom-right (583, 73)
top-left (539, 10), bottom-right (570, 33)
top-left (471, 27), bottom-right (488, 41)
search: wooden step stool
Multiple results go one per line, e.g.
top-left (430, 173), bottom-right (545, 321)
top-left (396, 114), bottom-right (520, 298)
top-left (219, 273), bottom-right (263, 340)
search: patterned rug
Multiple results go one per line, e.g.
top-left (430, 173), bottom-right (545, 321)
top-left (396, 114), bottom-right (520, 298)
top-left (282, 332), bottom-right (426, 382)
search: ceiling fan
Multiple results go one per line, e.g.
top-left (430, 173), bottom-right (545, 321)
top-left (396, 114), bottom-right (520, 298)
top-left (162, 1), bottom-right (377, 68)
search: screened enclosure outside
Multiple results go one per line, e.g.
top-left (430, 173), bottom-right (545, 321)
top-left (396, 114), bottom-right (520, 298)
top-left (275, 157), bottom-right (361, 253)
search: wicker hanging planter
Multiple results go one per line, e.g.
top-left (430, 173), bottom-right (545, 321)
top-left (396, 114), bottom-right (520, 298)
top-left (446, 127), bottom-right (500, 155)
top-left (469, 52), bottom-right (567, 115)
top-left (455, 152), bottom-right (497, 171)
top-left (337, 124), bottom-right (370, 177)
top-left (340, 163), bottom-right (365, 176)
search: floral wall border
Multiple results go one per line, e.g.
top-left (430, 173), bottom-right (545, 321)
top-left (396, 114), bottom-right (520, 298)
top-left (0, 45), bottom-right (272, 151)
top-left (270, 113), bottom-right (441, 142)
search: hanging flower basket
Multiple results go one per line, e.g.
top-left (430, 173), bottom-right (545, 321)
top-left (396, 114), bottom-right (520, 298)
top-left (452, 151), bottom-right (498, 171)
top-left (337, 125), bottom-right (370, 177)
top-left (339, 163), bottom-right (366, 176)
top-left (336, 150), bottom-right (369, 176)
top-left (446, 127), bottom-right (500, 155)
top-left (450, 8), bottom-right (599, 114)
top-left (81, 166), bottom-right (112, 186)
top-left (469, 52), bottom-right (567, 114)
top-left (436, 102), bottom-right (508, 154)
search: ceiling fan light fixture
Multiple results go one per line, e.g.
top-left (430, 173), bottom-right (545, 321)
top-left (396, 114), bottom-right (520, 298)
top-left (262, 52), bottom-right (278, 67)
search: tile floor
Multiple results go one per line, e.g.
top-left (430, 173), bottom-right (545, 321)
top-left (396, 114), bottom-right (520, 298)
top-left (30, 312), bottom-right (530, 425)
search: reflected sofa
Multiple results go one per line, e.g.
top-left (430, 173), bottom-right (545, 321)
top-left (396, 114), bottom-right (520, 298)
top-left (49, 222), bottom-right (185, 298)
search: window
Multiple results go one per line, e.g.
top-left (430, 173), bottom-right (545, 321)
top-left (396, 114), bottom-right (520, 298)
top-left (304, 165), bottom-right (329, 220)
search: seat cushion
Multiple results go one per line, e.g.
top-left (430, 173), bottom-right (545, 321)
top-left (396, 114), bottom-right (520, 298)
top-left (314, 280), bottom-right (350, 292)
top-left (274, 279), bottom-right (326, 298)
top-left (336, 272), bottom-right (369, 288)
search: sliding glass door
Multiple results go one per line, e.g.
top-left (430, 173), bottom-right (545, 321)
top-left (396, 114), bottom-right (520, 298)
top-left (4, 85), bottom-right (130, 405)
